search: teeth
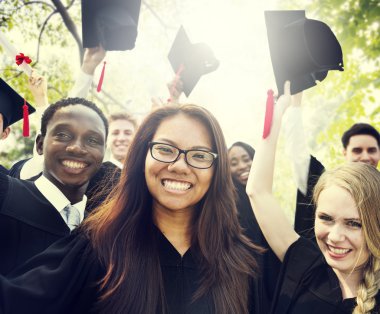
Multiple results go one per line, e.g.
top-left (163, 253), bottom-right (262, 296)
top-left (163, 180), bottom-right (191, 191)
top-left (240, 172), bottom-right (249, 179)
top-left (62, 160), bottom-right (87, 169)
top-left (328, 246), bottom-right (350, 255)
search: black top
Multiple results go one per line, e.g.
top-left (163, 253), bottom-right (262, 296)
top-left (294, 155), bottom-right (325, 240)
top-left (271, 237), bottom-right (380, 314)
top-left (0, 227), bottom-right (265, 313)
top-left (234, 181), bottom-right (281, 303)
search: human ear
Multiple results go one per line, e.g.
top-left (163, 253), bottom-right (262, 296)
top-left (36, 134), bottom-right (44, 155)
top-left (0, 127), bottom-right (10, 140)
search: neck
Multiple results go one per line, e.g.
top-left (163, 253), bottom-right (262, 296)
top-left (333, 268), bottom-right (363, 299)
top-left (63, 185), bottom-right (87, 204)
top-left (43, 173), bottom-right (88, 204)
top-left (153, 203), bottom-right (193, 256)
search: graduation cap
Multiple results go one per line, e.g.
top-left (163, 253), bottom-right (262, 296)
top-left (265, 10), bottom-right (344, 95)
top-left (0, 78), bottom-right (35, 135)
top-left (81, 0), bottom-right (142, 51)
top-left (168, 26), bottom-right (220, 97)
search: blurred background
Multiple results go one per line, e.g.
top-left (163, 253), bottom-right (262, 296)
top-left (0, 0), bottom-right (379, 219)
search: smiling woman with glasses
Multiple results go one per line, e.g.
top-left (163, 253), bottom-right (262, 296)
top-left (0, 104), bottom-right (266, 314)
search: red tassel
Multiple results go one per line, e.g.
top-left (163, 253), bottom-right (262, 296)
top-left (23, 98), bottom-right (30, 137)
top-left (97, 61), bottom-right (106, 92)
top-left (262, 89), bottom-right (274, 139)
top-left (167, 63), bottom-right (185, 102)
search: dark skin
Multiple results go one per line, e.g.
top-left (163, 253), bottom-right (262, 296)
top-left (36, 105), bottom-right (106, 204)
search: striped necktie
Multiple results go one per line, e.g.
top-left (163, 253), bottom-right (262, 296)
top-left (63, 204), bottom-right (81, 231)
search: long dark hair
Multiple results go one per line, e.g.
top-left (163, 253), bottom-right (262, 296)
top-left (83, 104), bottom-right (261, 313)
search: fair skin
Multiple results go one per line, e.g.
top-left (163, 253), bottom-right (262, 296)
top-left (228, 146), bottom-right (252, 186)
top-left (108, 119), bottom-right (136, 163)
top-left (0, 114), bottom-right (11, 140)
top-left (28, 70), bottom-right (48, 107)
top-left (145, 114), bottom-right (214, 256)
top-left (343, 134), bottom-right (380, 167)
top-left (315, 185), bottom-right (369, 298)
top-left (81, 46), bottom-right (107, 75)
top-left (247, 81), bottom-right (368, 299)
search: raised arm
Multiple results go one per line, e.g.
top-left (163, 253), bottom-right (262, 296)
top-left (282, 92), bottom-right (311, 195)
top-left (246, 81), bottom-right (299, 261)
top-left (69, 46), bottom-right (106, 98)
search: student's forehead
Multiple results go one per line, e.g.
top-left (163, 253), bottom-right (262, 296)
top-left (348, 134), bottom-right (378, 147)
top-left (49, 105), bottom-right (105, 133)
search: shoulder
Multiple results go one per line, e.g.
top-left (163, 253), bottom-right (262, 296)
top-left (7, 158), bottom-right (30, 178)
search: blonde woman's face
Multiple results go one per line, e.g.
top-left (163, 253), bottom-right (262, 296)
top-left (314, 185), bottom-right (369, 275)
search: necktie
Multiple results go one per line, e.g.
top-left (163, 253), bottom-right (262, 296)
top-left (63, 205), bottom-right (81, 231)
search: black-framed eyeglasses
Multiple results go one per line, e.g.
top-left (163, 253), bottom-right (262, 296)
top-left (148, 141), bottom-right (218, 169)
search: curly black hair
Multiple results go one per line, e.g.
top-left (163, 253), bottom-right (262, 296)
top-left (40, 97), bottom-right (108, 138)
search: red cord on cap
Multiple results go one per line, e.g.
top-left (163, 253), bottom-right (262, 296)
top-left (22, 98), bottom-right (30, 137)
top-left (97, 61), bottom-right (106, 92)
top-left (262, 89), bottom-right (274, 139)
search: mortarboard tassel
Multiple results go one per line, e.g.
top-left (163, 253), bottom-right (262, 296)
top-left (262, 89), bottom-right (274, 139)
top-left (97, 61), bottom-right (106, 92)
top-left (168, 63), bottom-right (185, 103)
top-left (22, 98), bottom-right (30, 137)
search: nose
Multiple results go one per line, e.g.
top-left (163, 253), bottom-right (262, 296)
top-left (359, 151), bottom-right (370, 162)
top-left (168, 152), bottom-right (190, 174)
top-left (328, 224), bottom-right (345, 243)
top-left (66, 140), bottom-right (87, 155)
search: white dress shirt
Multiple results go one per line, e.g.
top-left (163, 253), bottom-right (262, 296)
top-left (34, 175), bottom-right (87, 225)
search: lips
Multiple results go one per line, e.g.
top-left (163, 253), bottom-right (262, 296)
top-left (239, 171), bottom-right (250, 181)
top-left (162, 179), bottom-right (192, 191)
top-left (327, 244), bottom-right (351, 257)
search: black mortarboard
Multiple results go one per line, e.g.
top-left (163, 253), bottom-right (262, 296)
top-left (168, 26), bottom-right (220, 97)
top-left (265, 10), bottom-right (344, 95)
top-left (0, 78), bottom-right (35, 131)
top-left (81, 0), bottom-right (142, 51)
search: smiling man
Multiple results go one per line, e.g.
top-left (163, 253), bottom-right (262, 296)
top-left (0, 97), bottom-right (108, 275)
top-left (107, 112), bottom-right (137, 168)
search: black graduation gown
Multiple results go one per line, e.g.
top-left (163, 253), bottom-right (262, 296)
top-left (0, 232), bottom-right (104, 314)
top-left (294, 155), bottom-right (325, 240)
top-left (0, 165), bottom-right (8, 175)
top-left (0, 172), bottom-right (70, 275)
top-left (234, 181), bottom-right (281, 305)
top-left (270, 237), bottom-right (380, 314)
top-left (0, 228), bottom-right (264, 314)
top-left (85, 161), bottom-right (121, 212)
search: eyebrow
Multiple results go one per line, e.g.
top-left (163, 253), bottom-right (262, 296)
top-left (155, 138), bottom-right (213, 151)
top-left (52, 124), bottom-right (105, 138)
top-left (317, 211), bottom-right (361, 221)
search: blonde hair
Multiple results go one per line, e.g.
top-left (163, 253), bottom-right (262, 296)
top-left (313, 163), bottom-right (380, 314)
